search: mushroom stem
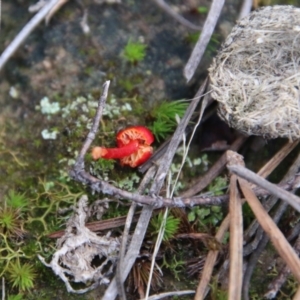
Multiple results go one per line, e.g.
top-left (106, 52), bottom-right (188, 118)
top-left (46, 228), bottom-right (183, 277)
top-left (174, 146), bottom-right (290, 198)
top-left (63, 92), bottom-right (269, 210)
top-left (92, 140), bottom-right (139, 160)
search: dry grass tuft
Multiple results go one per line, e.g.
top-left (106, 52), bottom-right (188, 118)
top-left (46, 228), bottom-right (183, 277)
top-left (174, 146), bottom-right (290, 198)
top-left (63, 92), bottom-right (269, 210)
top-left (209, 6), bottom-right (300, 140)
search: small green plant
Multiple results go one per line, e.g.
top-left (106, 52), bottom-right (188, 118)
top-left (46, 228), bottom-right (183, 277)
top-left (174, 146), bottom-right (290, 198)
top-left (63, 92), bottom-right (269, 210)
top-left (122, 40), bottom-right (147, 63)
top-left (149, 212), bottom-right (180, 242)
top-left (4, 190), bottom-right (28, 211)
top-left (7, 259), bottom-right (36, 291)
top-left (149, 119), bottom-right (174, 142)
top-left (161, 254), bottom-right (185, 281)
top-left (188, 205), bottom-right (223, 228)
top-left (207, 176), bottom-right (228, 196)
top-left (198, 6), bottom-right (208, 14)
top-left (117, 173), bottom-right (140, 191)
top-left (149, 100), bottom-right (189, 141)
top-left (0, 205), bottom-right (24, 238)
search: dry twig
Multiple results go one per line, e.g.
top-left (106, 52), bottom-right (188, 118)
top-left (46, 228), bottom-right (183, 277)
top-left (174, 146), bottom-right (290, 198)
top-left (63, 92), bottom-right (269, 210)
top-left (152, 0), bottom-right (201, 31)
top-left (139, 289), bottom-right (195, 300)
top-left (228, 165), bottom-right (300, 212)
top-left (227, 151), bottom-right (244, 300)
top-left (184, 0), bottom-right (225, 82)
top-left (239, 0), bottom-right (252, 19)
top-left (0, 0), bottom-right (60, 72)
top-left (238, 177), bottom-right (300, 283)
top-left (47, 176), bottom-right (299, 239)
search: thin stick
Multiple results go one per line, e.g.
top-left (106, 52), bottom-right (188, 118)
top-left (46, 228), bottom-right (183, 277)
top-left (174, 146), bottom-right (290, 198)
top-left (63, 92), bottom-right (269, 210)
top-left (184, 0), bottom-right (225, 82)
top-left (45, 0), bottom-right (69, 25)
top-left (239, 0), bottom-right (252, 19)
top-left (46, 176), bottom-right (299, 239)
top-left (117, 167), bottom-right (156, 300)
top-left (227, 151), bottom-right (244, 300)
top-left (242, 140), bottom-right (299, 243)
top-left (138, 94), bottom-right (215, 173)
top-left (116, 203), bottom-right (136, 300)
top-left (264, 236), bottom-right (300, 299)
top-left (243, 204), bottom-right (289, 300)
top-left (152, 0), bottom-right (201, 31)
top-left (239, 178), bottom-right (300, 283)
top-left (149, 78), bottom-right (208, 194)
top-left (228, 164), bottom-right (300, 212)
top-left (0, 0), bottom-right (60, 71)
top-left (77, 81), bottom-right (110, 161)
top-left (255, 140), bottom-right (299, 179)
top-left (139, 289), bottom-right (195, 300)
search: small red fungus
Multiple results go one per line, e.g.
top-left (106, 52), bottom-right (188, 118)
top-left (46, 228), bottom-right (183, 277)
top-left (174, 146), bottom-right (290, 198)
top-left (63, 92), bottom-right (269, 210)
top-left (92, 126), bottom-right (154, 168)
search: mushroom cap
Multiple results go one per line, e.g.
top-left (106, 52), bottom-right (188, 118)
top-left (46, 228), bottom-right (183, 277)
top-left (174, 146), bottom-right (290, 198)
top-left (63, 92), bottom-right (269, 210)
top-left (116, 126), bottom-right (154, 167)
top-left (116, 126), bottom-right (154, 147)
top-left (209, 5), bottom-right (300, 140)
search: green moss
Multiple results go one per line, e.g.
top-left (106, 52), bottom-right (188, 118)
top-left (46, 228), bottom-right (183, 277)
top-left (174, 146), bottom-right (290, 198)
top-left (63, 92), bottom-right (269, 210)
top-left (197, 6), bottom-right (209, 14)
top-left (7, 259), bottom-right (36, 292)
top-left (207, 176), bottom-right (228, 196)
top-left (0, 205), bottom-right (24, 238)
top-left (122, 40), bottom-right (147, 63)
top-left (149, 100), bottom-right (189, 142)
top-left (161, 254), bottom-right (185, 281)
top-left (148, 211), bottom-right (180, 242)
top-left (5, 191), bottom-right (28, 211)
top-left (188, 205), bottom-right (224, 230)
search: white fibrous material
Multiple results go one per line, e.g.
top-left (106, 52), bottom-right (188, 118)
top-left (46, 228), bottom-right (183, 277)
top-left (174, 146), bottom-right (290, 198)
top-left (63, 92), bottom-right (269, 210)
top-left (39, 195), bottom-right (120, 294)
top-left (209, 6), bottom-right (300, 140)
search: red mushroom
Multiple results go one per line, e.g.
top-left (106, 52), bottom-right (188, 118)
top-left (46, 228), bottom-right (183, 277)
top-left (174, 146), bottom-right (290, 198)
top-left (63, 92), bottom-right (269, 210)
top-left (92, 126), bottom-right (154, 168)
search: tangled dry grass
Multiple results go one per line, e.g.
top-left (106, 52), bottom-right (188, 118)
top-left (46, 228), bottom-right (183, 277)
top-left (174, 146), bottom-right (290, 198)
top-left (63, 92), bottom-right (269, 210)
top-left (210, 6), bottom-right (300, 140)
